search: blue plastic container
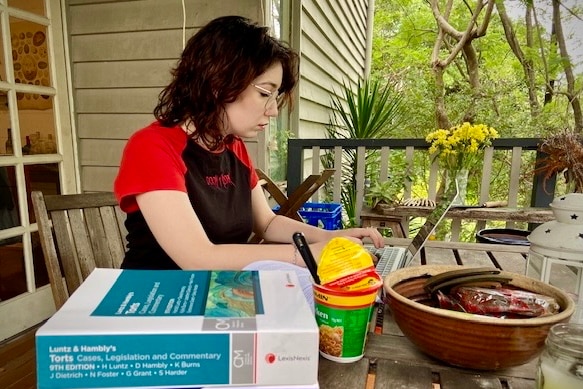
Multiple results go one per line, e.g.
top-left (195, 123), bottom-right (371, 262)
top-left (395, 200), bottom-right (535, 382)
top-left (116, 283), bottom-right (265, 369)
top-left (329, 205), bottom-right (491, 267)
top-left (274, 202), bottom-right (343, 230)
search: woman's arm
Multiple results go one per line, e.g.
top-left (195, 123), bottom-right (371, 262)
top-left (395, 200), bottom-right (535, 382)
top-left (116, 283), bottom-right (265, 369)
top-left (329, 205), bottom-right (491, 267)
top-left (252, 185), bottom-right (385, 248)
top-left (137, 186), bottom-right (385, 270)
top-left (250, 185), bottom-right (331, 243)
top-left (136, 190), bottom-right (304, 270)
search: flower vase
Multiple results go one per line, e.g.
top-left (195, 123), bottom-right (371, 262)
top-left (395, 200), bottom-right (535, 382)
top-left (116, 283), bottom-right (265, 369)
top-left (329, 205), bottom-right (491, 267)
top-left (446, 169), bottom-right (469, 206)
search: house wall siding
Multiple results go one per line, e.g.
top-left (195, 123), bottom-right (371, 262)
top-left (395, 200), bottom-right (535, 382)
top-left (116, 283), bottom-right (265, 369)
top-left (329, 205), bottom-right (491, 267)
top-left (65, 0), bottom-right (371, 192)
top-left (66, 0), bottom-right (262, 192)
top-left (296, 0), bottom-right (370, 168)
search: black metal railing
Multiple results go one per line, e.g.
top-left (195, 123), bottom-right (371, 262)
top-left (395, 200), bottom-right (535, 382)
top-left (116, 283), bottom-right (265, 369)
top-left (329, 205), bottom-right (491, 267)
top-left (286, 137), bottom-right (556, 209)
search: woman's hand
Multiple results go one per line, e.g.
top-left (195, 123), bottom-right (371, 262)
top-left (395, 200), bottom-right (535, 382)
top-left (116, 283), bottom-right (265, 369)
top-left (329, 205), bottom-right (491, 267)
top-left (332, 227), bottom-right (385, 248)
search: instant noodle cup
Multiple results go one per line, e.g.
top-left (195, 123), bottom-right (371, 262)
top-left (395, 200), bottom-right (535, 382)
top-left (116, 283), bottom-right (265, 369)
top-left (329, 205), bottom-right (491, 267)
top-left (313, 272), bottom-right (382, 363)
top-left (313, 238), bottom-right (382, 362)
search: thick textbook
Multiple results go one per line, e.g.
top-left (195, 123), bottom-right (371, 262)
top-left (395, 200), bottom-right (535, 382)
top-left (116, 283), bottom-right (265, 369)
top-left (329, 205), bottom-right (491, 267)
top-left (36, 269), bottom-right (319, 389)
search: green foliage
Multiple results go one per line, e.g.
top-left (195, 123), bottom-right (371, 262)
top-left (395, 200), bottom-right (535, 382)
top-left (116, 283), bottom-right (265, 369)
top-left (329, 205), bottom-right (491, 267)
top-left (365, 161), bottom-right (412, 208)
top-left (327, 78), bottom-right (405, 139)
top-left (366, 181), bottom-right (395, 208)
top-left (371, 0), bottom-right (437, 136)
top-left (268, 129), bottom-right (293, 181)
top-left (368, 0), bottom-right (583, 241)
top-left (323, 78), bottom-right (406, 226)
top-left (371, 0), bottom-right (583, 136)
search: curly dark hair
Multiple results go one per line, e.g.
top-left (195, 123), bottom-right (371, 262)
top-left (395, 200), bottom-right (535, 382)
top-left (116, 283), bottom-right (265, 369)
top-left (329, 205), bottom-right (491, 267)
top-left (154, 15), bottom-right (299, 150)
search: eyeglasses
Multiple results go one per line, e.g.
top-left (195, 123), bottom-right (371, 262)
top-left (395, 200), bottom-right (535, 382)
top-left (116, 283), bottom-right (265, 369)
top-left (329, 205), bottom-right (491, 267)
top-left (251, 83), bottom-right (284, 111)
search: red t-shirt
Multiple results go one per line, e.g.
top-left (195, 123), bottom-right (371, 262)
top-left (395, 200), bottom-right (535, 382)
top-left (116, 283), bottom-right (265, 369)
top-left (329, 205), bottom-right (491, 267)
top-left (114, 122), bottom-right (259, 269)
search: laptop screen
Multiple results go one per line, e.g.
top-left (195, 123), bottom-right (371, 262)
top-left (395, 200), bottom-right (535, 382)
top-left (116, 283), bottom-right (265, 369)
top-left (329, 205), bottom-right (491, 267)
top-left (404, 178), bottom-right (460, 265)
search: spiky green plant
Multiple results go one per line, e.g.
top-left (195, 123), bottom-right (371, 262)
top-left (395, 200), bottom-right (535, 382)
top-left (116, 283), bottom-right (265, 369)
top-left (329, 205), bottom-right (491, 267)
top-left (322, 78), bottom-right (406, 226)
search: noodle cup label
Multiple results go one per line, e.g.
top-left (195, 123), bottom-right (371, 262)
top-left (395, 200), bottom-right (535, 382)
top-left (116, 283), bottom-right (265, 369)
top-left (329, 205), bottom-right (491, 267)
top-left (312, 273), bottom-right (382, 363)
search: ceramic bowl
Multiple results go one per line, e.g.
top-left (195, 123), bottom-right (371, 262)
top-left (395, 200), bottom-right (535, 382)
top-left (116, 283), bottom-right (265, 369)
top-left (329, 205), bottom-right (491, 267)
top-left (384, 265), bottom-right (575, 370)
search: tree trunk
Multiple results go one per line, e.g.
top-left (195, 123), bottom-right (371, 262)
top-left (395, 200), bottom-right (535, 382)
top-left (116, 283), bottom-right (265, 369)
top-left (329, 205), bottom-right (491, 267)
top-left (552, 0), bottom-right (583, 132)
top-left (545, 19), bottom-right (556, 106)
top-left (496, 1), bottom-right (540, 116)
top-left (429, 0), bottom-right (494, 128)
top-left (433, 65), bottom-right (450, 129)
top-left (461, 43), bottom-right (480, 123)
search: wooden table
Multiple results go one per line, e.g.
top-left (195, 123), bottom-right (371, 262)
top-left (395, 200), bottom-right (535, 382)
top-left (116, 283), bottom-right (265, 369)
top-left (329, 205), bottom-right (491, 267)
top-left (360, 205), bottom-right (554, 240)
top-left (363, 205), bottom-right (554, 224)
top-left (318, 239), bottom-right (537, 388)
top-left (1, 240), bottom-right (535, 389)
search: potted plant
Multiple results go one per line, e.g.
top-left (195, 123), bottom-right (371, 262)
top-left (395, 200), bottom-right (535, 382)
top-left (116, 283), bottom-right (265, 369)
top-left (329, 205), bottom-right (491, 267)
top-left (536, 129), bottom-right (583, 193)
top-left (365, 166), bottom-right (412, 211)
top-left (366, 180), bottom-right (399, 210)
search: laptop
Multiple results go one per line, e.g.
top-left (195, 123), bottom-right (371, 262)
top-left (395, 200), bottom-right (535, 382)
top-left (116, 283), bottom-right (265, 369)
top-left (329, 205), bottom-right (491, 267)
top-left (367, 178), bottom-right (460, 277)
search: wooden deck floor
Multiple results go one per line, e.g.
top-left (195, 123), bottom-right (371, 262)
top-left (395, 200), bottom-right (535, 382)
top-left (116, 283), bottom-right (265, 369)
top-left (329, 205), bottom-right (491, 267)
top-left (0, 324), bottom-right (39, 389)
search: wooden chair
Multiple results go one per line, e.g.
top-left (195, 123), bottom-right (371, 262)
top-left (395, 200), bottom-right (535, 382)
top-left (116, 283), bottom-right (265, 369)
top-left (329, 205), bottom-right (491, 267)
top-left (31, 191), bottom-right (127, 309)
top-left (251, 168), bottom-right (335, 243)
top-left (256, 168), bottom-right (335, 221)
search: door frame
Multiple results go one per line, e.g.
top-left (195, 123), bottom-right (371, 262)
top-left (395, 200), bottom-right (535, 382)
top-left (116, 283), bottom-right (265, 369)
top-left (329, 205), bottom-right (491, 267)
top-left (0, 0), bottom-right (78, 341)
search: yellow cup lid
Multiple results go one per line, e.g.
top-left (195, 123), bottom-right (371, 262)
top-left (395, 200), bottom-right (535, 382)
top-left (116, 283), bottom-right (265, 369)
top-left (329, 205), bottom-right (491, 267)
top-left (317, 237), bottom-right (377, 287)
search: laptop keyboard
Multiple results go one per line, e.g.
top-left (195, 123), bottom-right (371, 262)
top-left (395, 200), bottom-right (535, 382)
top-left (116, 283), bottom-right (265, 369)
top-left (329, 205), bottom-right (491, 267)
top-left (367, 246), bottom-right (405, 278)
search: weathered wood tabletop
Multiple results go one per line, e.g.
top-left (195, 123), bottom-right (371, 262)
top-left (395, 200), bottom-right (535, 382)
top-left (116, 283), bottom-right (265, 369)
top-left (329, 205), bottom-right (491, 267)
top-left (361, 205), bottom-right (554, 224)
top-left (360, 205), bottom-right (554, 240)
top-left (317, 239), bottom-right (537, 389)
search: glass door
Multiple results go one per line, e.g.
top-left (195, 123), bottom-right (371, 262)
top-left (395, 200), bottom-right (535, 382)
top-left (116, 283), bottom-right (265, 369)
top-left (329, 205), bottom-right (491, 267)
top-left (0, 0), bottom-right (76, 341)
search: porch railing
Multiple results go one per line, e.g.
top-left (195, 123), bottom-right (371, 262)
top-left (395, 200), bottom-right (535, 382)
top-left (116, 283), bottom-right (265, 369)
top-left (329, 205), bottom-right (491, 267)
top-left (286, 138), bottom-right (556, 230)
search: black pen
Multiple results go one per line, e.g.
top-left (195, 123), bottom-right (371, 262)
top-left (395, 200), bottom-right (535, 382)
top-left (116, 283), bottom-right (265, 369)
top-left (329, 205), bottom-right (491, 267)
top-left (292, 232), bottom-right (321, 285)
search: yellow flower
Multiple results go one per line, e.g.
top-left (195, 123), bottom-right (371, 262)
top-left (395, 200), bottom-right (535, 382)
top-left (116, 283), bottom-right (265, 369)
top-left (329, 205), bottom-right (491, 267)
top-left (425, 122), bottom-right (499, 174)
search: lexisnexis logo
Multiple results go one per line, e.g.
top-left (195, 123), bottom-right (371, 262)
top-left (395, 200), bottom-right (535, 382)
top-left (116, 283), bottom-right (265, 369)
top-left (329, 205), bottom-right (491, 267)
top-left (264, 353), bottom-right (312, 364)
top-left (265, 353), bottom-right (276, 364)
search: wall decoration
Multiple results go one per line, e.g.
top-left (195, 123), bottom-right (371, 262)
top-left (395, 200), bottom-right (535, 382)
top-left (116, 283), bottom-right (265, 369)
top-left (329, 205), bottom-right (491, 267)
top-left (10, 20), bottom-right (51, 110)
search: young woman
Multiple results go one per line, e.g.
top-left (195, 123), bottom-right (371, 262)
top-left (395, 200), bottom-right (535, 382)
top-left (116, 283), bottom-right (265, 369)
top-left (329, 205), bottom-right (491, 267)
top-left (114, 16), bottom-right (383, 285)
